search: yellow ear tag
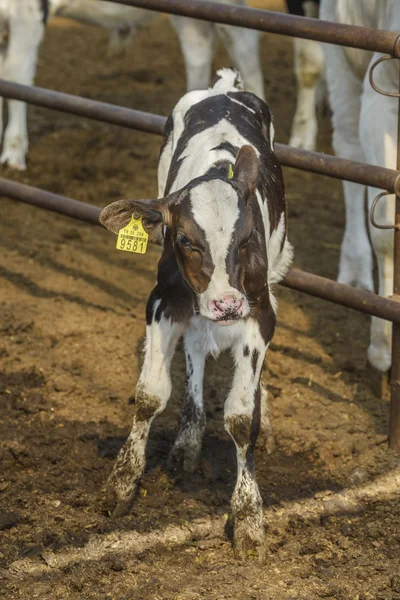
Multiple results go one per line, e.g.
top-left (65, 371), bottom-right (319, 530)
top-left (228, 164), bottom-right (234, 179)
top-left (116, 214), bottom-right (148, 254)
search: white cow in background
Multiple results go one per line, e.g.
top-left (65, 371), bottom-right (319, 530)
top-left (0, 0), bottom-right (265, 170)
top-left (321, 0), bottom-right (398, 373)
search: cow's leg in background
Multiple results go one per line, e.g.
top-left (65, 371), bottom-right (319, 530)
top-left (259, 381), bottom-right (275, 453)
top-left (0, 29), bottom-right (8, 147)
top-left (1, 4), bottom-right (45, 170)
top-left (169, 326), bottom-right (206, 471)
top-left (289, 36), bottom-right (324, 150)
top-left (288, 1), bottom-right (324, 150)
top-left (224, 318), bottom-right (270, 561)
top-left (323, 42), bottom-right (374, 295)
top-left (170, 16), bottom-right (215, 92)
top-left (105, 293), bottom-right (184, 516)
top-left (359, 58), bottom-right (397, 373)
top-left (216, 24), bottom-right (265, 100)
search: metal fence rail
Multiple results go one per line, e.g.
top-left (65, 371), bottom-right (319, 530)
top-left (5, 176), bottom-right (400, 326)
top-left (1, 80), bottom-right (399, 194)
top-left (105, 0), bottom-right (400, 55)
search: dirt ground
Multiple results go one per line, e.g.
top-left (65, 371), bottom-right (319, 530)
top-left (1, 4), bottom-right (400, 600)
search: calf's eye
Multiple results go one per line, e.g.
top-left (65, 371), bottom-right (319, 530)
top-left (177, 234), bottom-right (191, 248)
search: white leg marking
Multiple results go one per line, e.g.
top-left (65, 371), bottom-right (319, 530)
top-left (224, 319), bottom-right (268, 560)
top-left (1, 6), bottom-right (45, 170)
top-left (106, 306), bottom-right (184, 513)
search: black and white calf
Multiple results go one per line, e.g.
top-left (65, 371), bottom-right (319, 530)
top-left (0, 0), bottom-right (264, 170)
top-left (100, 68), bottom-right (293, 559)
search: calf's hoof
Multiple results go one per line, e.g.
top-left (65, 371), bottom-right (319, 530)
top-left (168, 441), bottom-right (200, 473)
top-left (0, 147), bottom-right (27, 171)
top-left (233, 514), bottom-right (266, 563)
top-left (99, 483), bottom-right (135, 518)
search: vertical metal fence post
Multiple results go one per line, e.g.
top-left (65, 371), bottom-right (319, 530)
top-left (390, 66), bottom-right (400, 450)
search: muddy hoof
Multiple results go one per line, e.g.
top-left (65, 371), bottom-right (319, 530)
top-left (98, 485), bottom-right (134, 518)
top-left (168, 444), bottom-right (199, 473)
top-left (233, 516), bottom-right (265, 564)
top-left (367, 366), bottom-right (390, 399)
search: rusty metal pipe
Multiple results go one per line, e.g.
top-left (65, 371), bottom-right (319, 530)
top-left (0, 177), bottom-right (101, 224)
top-left (275, 144), bottom-right (400, 197)
top-left (0, 80), bottom-right (399, 195)
top-left (282, 269), bottom-right (400, 326)
top-left (2, 176), bottom-right (400, 325)
top-left (102, 0), bottom-right (400, 56)
top-left (0, 80), bottom-right (165, 135)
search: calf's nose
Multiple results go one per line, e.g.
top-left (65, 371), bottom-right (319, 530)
top-left (211, 295), bottom-right (245, 317)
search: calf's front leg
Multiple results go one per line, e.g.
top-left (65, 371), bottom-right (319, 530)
top-left (105, 295), bottom-right (183, 516)
top-left (225, 320), bottom-right (270, 561)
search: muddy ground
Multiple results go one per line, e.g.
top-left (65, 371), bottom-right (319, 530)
top-left (1, 4), bottom-right (400, 599)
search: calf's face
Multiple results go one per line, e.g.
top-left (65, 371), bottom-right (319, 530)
top-left (99, 145), bottom-right (261, 325)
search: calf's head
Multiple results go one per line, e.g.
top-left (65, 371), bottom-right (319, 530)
top-left (100, 145), bottom-right (261, 325)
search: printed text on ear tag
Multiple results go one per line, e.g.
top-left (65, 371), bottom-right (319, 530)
top-left (116, 214), bottom-right (148, 254)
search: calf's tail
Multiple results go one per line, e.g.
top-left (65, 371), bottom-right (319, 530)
top-left (211, 68), bottom-right (244, 93)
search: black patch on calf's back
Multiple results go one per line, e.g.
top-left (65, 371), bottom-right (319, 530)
top-left (243, 345), bottom-right (250, 357)
top-left (211, 141), bottom-right (239, 156)
top-left (167, 91), bottom-right (285, 237)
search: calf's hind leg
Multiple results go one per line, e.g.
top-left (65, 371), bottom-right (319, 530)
top-left (169, 326), bottom-right (206, 472)
top-left (105, 295), bottom-right (183, 516)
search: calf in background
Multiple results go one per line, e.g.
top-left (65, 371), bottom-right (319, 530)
top-left (99, 68), bottom-right (293, 560)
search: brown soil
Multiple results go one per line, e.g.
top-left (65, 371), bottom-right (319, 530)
top-left (1, 5), bottom-right (400, 600)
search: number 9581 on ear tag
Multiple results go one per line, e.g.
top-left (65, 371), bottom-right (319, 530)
top-left (116, 214), bottom-right (148, 254)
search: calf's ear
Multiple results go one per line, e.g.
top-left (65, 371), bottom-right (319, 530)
top-left (233, 145), bottom-right (260, 205)
top-left (99, 198), bottom-right (170, 244)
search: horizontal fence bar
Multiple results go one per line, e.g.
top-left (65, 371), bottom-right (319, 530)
top-left (282, 269), bottom-right (400, 325)
top-left (0, 80), bottom-right (165, 135)
top-left (0, 80), bottom-right (399, 194)
top-left (2, 176), bottom-right (400, 325)
top-left (0, 177), bottom-right (101, 224)
top-left (275, 144), bottom-right (400, 195)
top-left (103, 0), bottom-right (400, 56)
